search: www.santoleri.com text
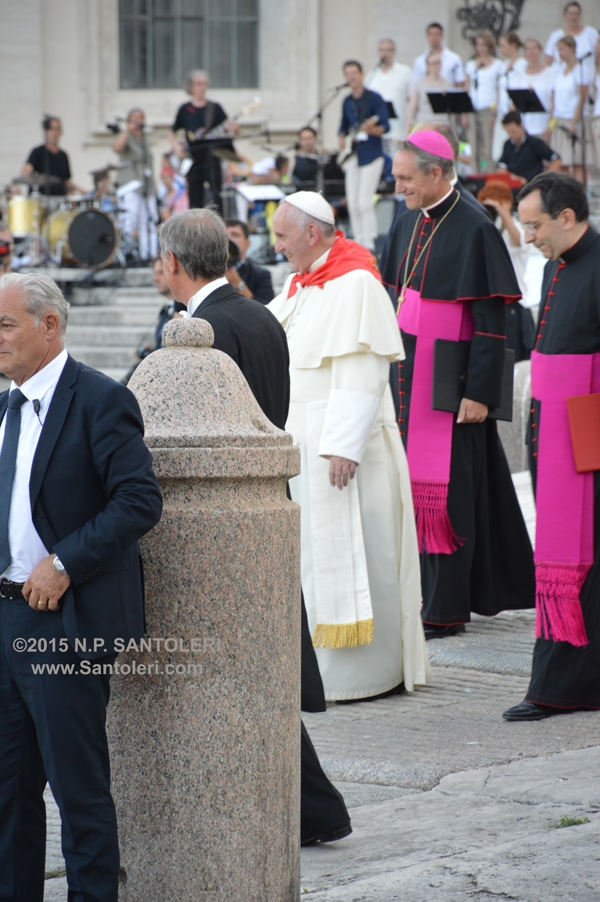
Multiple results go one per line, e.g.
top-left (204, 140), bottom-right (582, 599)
top-left (30, 660), bottom-right (204, 676)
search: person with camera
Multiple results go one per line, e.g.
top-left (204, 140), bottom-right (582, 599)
top-left (225, 219), bottom-right (274, 304)
top-left (121, 257), bottom-right (186, 386)
top-left (113, 108), bottom-right (159, 261)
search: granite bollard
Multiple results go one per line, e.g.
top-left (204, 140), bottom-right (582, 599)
top-left (107, 317), bottom-right (301, 901)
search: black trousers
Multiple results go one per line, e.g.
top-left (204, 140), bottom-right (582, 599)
top-left (0, 599), bottom-right (118, 902)
top-left (300, 595), bottom-right (350, 840)
top-left (301, 722), bottom-right (350, 842)
top-left (187, 157), bottom-right (223, 214)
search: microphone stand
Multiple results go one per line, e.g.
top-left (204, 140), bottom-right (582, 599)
top-left (473, 70), bottom-right (483, 173)
top-left (300, 82), bottom-right (348, 193)
top-left (577, 53), bottom-right (591, 191)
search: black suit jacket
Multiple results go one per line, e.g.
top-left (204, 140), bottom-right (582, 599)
top-left (192, 283), bottom-right (290, 430)
top-left (0, 355), bottom-right (163, 658)
top-left (238, 259), bottom-right (275, 304)
top-left (191, 283), bottom-right (324, 711)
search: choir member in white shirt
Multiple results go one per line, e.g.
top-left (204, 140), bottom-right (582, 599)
top-left (545, 1), bottom-right (598, 84)
top-left (365, 38), bottom-right (413, 153)
top-left (492, 32), bottom-right (528, 160)
top-left (514, 38), bottom-right (556, 139)
top-left (465, 31), bottom-right (505, 171)
top-left (406, 53), bottom-right (450, 133)
top-left (412, 22), bottom-right (465, 87)
top-left (548, 34), bottom-right (590, 182)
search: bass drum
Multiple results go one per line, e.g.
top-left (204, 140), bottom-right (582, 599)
top-left (45, 208), bottom-right (119, 267)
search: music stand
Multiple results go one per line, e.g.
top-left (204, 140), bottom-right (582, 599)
top-left (507, 89), bottom-right (546, 114)
top-left (427, 91), bottom-right (475, 115)
top-left (427, 91), bottom-right (480, 170)
top-left (385, 101), bottom-right (397, 120)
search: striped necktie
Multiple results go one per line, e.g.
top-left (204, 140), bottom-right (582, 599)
top-left (0, 389), bottom-right (28, 576)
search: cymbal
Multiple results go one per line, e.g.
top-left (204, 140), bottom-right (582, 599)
top-left (13, 173), bottom-right (63, 187)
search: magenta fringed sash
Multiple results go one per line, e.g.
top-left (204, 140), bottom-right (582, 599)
top-left (530, 350), bottom-right (600, 647)
top-left (398, 288), bottom-right (474, 554)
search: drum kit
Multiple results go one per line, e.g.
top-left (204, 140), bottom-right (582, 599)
top-left (4, 166), bottom-right (128, 269)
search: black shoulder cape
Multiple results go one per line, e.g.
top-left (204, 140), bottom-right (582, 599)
top-left (380, 190), bottom-right (521, 303)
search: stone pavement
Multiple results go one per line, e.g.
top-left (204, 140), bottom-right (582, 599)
top-left (44, 474), bottom-right (600, 900)
top-left (299, 475), bottom-right (600, 900)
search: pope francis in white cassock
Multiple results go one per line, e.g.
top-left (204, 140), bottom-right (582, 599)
top-left (270, 192), bottom-right (430, 701)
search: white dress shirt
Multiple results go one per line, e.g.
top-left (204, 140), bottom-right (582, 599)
top-left (365, 62), bottom-right (413, 139)
top-left (184, 277), bottom-right (229, 318)
top-left (1, 348), bottom-right (68, 581)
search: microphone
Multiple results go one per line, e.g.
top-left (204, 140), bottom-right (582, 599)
top-left (578, 51), bottom-right (593, 61)
top-left (558, 124), bottom-right (580, 142)
top-left (32, 399), bottom-right (42, 424)
top-left (334, 81), bottom-right (349, 90)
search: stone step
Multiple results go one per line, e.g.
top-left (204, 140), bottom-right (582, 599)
top-left (68, 305), bottom-right (162, 327)
top-left (71, 288), bottom-right (161, 307)
top-left (65, 345), bottom-right (140, 369)
top-left (65, 325), bottom-right (155, 347)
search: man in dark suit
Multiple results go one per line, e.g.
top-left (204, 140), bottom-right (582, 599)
top-left (160, 209), bottom-right (288, 429)
top-left (225, 219), bottom-right (275, 304)
top-left (160, 208), bottom-right (351, 846)
top-left (0, 271), bottom-right (162, 902)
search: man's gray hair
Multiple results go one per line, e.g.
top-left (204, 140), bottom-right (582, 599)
top-left (397, 139), bottom-right (455, 179)
top-left (185, 69), bottom-right (209, 92)
top-left (280, 201), bottom-right (336, 238)
top-left (0, 272), bottom-right (69, 336)
top-left (160, 208), bottom-right (228, 280)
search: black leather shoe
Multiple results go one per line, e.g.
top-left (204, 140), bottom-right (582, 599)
top-left (301, 823), bottom-right (352, 846)
top-left (423, 624), bottom-right (466, 640)
top-left (502, 700), bottom-right (566, 721)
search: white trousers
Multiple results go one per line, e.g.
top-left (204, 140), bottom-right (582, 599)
top-left (122, 191), bottom-right (159, 260)
top-left (344, 155), bottom-right (384, 251)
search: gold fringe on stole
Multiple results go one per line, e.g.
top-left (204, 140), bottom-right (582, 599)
top-left (312, 618), bottom-right (374, 649)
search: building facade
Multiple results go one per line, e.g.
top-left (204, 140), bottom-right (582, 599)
top-left (2, 0), bottom-right (599, 193)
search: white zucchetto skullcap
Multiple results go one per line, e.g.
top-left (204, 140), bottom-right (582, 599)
top-left (283, 191), bottom-right (335, 225)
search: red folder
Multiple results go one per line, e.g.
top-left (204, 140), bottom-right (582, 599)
top-left (567, 393), bottom-right (600, 473)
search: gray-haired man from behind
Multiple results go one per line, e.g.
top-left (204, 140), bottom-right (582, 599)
top-left (160, 208), bottom-right (291, 430)
top-left (0, 271), bottom-right (162, 901)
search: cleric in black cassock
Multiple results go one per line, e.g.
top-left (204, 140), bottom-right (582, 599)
top-left (505, 174), bottom-right (600, 720)
top-left (385, 132), bottom-right (534, 639)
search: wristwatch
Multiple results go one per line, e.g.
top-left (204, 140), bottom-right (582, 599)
top-left (53, 554), bottom-right (68, 576)
top-left (237, 279), bottom-right (247, 291)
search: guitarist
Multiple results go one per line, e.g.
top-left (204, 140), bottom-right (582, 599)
top-left (169, 69), bottom-right (240, 214)
top-left (338, 60), bottom-right (389, 251)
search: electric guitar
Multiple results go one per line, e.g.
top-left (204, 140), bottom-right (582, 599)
top-left (180, 99), bottom-right (261, 174)
top-left (336, 115), bottom-right (379, 167)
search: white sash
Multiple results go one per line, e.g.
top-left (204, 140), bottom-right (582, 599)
top-left (305, 400), bottom-right (374, 648)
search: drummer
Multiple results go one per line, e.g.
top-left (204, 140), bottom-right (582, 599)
top-left (21, 116), bottom-right (83, 196)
